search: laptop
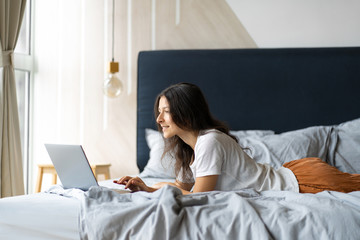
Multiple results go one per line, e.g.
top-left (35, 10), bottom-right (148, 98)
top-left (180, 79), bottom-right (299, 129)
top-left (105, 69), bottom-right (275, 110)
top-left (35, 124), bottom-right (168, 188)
top-left (44, 144), bottom-right (129, 193)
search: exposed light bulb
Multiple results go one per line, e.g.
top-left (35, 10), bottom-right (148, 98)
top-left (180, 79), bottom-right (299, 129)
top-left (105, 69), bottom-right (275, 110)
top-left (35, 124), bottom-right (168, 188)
top-left (103, 61), bottom-right (123, 98)
top-left (103, 73), bottom-right (122, 98)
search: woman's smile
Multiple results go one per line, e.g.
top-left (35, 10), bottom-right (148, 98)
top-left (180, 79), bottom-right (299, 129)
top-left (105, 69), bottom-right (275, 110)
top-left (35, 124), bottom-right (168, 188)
top-left (157, 96), bottom-right (178, 138)
top-left (161, 125), bottom-right (169, 131)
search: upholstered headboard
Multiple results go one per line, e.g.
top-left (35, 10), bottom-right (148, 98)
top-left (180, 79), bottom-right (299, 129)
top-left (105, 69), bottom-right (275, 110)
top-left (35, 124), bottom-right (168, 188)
top-left (136, 47), bottom-right (360, 171)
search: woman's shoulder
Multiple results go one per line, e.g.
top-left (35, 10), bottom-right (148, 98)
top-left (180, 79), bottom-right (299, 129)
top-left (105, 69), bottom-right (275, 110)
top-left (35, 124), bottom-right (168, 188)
top-left (199, 129), bottom-right (228, 137)
top-left (197, 129), bottom-right (234, 146)
top-left (198, 129), bottom-right (220, 139)
top-left (199, 128), bottom-right (218, 135)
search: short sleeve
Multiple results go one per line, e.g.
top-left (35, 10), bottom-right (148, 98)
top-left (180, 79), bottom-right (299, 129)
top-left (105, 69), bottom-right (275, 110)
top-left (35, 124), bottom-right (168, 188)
top-left (191, 134), bottom-right (223, 178)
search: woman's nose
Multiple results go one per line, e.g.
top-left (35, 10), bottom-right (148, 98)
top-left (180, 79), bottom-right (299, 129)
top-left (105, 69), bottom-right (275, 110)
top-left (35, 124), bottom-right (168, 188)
top-left (156, 113), bottom-right (163, 123)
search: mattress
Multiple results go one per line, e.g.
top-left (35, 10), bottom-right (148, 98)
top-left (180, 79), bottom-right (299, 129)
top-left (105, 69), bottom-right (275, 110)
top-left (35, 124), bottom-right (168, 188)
top-left (0, 178), bottom-right (173, 240)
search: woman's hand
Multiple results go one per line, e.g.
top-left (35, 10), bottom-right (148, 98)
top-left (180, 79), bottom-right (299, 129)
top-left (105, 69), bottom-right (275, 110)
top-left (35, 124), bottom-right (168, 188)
top-left (113, 176), bottom-right (156, 192)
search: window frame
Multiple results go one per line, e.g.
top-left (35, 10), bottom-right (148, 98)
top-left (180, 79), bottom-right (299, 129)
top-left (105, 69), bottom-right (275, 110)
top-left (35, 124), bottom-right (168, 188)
top-left (13, 0), bottom-right (33, 194)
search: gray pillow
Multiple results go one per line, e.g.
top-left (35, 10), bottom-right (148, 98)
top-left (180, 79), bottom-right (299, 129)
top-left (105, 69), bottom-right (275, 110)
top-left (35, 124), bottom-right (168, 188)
top-left (329, 118), bottom-right (360, 173)
top-left (230, 130), bottom-right (275, 139)
top-left (237, 126), bottom-right (333, 168)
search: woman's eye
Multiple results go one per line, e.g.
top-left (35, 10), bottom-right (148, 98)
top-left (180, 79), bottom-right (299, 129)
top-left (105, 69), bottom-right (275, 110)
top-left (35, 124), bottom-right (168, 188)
top-left (158, 109), bottom-right (170, 114)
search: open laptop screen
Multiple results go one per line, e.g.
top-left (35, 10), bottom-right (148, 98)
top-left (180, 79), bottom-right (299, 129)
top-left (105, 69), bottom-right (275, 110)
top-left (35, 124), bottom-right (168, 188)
top-left (45, 144), bottom-right (98, 191)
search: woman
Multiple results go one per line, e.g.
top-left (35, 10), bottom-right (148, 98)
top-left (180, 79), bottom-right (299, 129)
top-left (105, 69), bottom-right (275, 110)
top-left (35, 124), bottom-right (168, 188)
top-left (114, 83), bottom-right (360, 194)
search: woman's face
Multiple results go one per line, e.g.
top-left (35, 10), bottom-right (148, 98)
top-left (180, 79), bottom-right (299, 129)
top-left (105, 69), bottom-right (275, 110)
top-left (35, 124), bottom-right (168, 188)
top-left (156, 96), bottom-right (183, 138)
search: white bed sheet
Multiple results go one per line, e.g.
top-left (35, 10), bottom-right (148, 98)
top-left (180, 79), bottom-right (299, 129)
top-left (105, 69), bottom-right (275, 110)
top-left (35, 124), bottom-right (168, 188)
top-left (2, 177), bottom-right (359, 240)
top-left (0, 178), bottom-right (174, 240)
top-left (0, 192), bottom-right (80, 240)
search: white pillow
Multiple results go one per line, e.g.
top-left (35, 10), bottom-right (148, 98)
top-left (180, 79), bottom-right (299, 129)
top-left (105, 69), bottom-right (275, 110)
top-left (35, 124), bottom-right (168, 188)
top-left (329, 118), bottom-right (360, 173)
top-left (237, 126), bottom-right (333, 168)
top-left (139, 129), bottom-right (176, 178)
top-left (140, 128), bottom-right (277, 179)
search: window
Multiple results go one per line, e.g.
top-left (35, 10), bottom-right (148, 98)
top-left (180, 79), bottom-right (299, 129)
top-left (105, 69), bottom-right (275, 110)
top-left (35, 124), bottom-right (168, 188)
top-left (15, 0), bottom-right (31, 55)
top-left (14, 0), bottom-right (32, 193)
top-left (14, 70), bottom-right (30, 192)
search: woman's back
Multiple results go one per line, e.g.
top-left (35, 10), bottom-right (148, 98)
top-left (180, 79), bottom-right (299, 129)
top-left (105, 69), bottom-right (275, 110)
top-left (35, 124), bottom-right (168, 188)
top-left (191, 129), bottom-right (299, 192)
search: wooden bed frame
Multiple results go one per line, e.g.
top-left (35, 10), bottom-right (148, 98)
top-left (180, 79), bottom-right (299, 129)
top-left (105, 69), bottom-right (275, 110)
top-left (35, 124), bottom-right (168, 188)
top-left (136, 47), bottom-right (360, 171)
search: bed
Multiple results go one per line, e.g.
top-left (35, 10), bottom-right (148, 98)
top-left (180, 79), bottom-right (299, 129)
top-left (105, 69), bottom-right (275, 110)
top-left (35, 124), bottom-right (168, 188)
top-left (1, 47), bottom-right (360, 239)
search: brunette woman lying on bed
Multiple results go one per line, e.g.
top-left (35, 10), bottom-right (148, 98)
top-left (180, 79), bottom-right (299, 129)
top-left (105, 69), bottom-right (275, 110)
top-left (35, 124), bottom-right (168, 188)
top-left (114, 83), bottom-right (360, 194)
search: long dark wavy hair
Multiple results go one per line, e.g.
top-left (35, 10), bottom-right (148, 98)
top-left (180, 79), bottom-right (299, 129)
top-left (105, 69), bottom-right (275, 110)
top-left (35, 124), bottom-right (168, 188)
top-left (154, 82), bottom-right (237, 182)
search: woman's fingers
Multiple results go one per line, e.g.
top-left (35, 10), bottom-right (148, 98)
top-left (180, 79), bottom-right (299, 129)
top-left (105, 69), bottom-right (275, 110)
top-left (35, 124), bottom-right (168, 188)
top-left (120, 176), bottom-right (132, 183)
top-left (113, 176), bottom-right (132, 185)
top-left (125, 179), bottom-right (134, 189)
top-left (125, 178), bottom-right (143, 189)
top-left (113, 176), bottom-right (148, 192)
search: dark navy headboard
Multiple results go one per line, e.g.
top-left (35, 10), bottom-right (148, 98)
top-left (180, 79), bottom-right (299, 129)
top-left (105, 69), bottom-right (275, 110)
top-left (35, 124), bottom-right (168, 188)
top-left (137, 47), bottom-right (360, 172)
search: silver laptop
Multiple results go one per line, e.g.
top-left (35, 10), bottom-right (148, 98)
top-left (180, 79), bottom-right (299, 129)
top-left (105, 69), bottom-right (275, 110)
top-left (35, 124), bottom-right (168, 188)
top-left (45, 144), bottom-right (99, 191)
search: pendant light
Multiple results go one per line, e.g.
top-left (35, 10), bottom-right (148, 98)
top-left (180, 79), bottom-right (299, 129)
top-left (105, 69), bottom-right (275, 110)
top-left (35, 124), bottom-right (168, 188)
top-left (103, 0), bottom-right (123, 98)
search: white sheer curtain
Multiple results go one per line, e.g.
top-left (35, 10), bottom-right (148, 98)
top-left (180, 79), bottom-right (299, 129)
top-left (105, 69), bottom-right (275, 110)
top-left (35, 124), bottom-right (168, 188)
top-left (0, 0), bottom-right (27, 197)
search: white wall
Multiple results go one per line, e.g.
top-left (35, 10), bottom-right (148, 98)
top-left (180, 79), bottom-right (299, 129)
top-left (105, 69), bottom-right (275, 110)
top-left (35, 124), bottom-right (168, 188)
top-left (31, 0), bottom-right (138, 192)
top-left (30, 0), bottom-right (360, 192)
top-left (30, 0), bottom-right (255, 192)
top-left (227, 0), bottom-right (360, 47)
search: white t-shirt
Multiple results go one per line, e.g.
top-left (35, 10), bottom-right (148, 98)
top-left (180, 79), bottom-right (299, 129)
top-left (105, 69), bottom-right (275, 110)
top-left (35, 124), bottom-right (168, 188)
top-left (188, 129), bottom-right (299, 192)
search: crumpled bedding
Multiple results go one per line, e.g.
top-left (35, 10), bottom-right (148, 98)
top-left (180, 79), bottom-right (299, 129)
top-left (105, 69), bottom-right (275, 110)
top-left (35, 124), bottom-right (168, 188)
top-left (78, 185), bottom-right (360, 240)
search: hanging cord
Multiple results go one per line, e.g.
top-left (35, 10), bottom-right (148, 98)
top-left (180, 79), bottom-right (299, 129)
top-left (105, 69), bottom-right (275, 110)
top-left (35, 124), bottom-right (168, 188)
top-left (112, 0), bottom-right (115, 62)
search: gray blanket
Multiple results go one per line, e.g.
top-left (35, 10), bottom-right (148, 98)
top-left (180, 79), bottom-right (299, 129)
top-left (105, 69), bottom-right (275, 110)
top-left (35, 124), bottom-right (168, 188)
top-left (79, 186), bottom-right (360, 240)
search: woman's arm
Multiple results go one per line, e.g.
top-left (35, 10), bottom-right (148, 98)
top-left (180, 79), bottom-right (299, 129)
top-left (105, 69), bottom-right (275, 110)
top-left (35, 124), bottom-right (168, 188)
top-left (114, 175), bottom-right (218, 194)
top-left (152, 180), bottom-right (194, 194)
top-left (192, 175), bottom-right (218, 193)
top-left (153, 175), bottom-right (218, 194)
top-left (152, 180), bottom-right (193, 191)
